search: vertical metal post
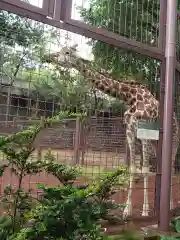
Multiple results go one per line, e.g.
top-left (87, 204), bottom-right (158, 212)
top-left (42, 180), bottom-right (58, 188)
top-left (60, 0), bottom-right (72, 21)
top-left (159, 0), bottom-right (177, 231)
top-left (155, 60), bottom-right (165, 221)
top-left (53, 0), bottom-right (62, 21)
top-left (73, 117), bottom-right (81, 165)
top-left (155, 0), bottom-right (167, 222)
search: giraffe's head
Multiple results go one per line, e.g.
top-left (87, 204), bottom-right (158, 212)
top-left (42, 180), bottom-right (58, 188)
top-left (42, 44), bottom-right (79, 66)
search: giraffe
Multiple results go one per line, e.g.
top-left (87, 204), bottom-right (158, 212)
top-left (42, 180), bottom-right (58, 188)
top-left (42, 44), bottom-right (179, 217)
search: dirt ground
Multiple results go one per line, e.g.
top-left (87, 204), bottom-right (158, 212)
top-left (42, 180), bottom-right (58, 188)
top-left (0, 168), bottom-right (180, 218)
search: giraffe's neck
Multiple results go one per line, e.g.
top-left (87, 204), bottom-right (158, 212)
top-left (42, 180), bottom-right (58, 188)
top-left (71, 58), bottom-right (136, 103)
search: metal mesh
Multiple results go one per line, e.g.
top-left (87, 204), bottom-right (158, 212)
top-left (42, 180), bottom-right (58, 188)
top-left (0, 0), bottom-right (176, 223)
top-left (72, 0), bottom-right (160, 47)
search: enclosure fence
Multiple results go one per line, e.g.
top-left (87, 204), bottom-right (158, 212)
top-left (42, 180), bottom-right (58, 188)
top-left (0, 0), bottom-right (179, 231)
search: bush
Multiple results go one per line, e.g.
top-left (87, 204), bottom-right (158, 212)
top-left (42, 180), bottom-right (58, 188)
top-left (0, 118), bottom-right (130, 240)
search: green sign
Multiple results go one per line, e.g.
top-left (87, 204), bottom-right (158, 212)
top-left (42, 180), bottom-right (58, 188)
top-left (136, 121), bottom-right (160, 140)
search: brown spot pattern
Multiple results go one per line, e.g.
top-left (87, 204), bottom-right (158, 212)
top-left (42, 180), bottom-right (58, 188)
top-left (130, 88), bottom-right (137, 95)
top-left (126, 93), bottom-right (132, 99)
top-left (138, 89), bottom-right (144, 94)
top-left (121, 84), bottom-right (130, 92)
top-left (129, 97), bottom-right (136, 105)
top-left (129, 106), bottom-right (136, 113)
top-left (75, 60), bottom-right (160, 122)
top-left (136, 102), bottom-right (145, 110)
top-left (137, 94), bottom-right (143, 101)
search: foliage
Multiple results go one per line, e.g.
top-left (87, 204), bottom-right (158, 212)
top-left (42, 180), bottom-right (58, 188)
top-left (0, 121), bottom-right (50, 237)
top-left (0, 10), bottom-right (106, 116)
top-left (33, 68), bottom-right (97, 114)
top-left (0, 9), bottom-right (127, 117)
top-left (171, 217), bottom-right (180, 233)
top-left (13, 160), bottom-right (128, 240)
top-left (41, 49), bottom-right (127, 116)
top-left (0, 113), bottom-right (130, 239)
top-left (78, 0), bottom-right (161, 97)
top-left (169, 216), bottom-right (180, 239)
top-left (0, 11), bottom-right (48, 79)
top-left (0, 11), bottom-right (61, 121)
top-left (147, 217), bottom-right (180, 240)
top-left (0, 11), bottom-right (43, 48)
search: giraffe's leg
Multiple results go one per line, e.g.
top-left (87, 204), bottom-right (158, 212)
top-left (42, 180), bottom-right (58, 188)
top-left (123, 132), bottom-right (136, 218)
top-left (141, 140), bottom-right (150, 217)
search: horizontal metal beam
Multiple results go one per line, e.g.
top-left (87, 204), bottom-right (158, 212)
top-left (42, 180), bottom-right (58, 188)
top-left (65, 19), bottom-right (163, 61)
top-left (0, 1), bottom-right (164, 61)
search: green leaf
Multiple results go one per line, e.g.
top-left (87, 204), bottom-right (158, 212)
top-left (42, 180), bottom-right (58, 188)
top-left (36, 183), bottom-right (45, 189)
top-left (174, 218), bottom-right (180, 233)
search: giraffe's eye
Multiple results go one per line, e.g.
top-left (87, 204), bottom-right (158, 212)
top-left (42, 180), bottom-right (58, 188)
top-left (65, 51), bottom-right (69, 55)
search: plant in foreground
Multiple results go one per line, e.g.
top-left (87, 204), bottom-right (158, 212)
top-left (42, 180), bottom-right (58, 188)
top-left (13, 160), bottom-right (128, 240)
top-left (0, 112), bottom-right (78, 238)
top-left (0, 114), bottom-right (132, 240)
top-left (0, 121), bottom-right (50, 237)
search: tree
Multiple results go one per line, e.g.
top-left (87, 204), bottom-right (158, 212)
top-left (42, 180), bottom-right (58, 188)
top-left (0, 9), bottom-right (129, 119)
top-left (0, 11), bottom-right (46, 77)
top-left (34, 59), bottom-right (127, 116)
top-left (78, 1), bottom-right (162, 100)
top-left (78, 1), bottom-right (180, 169)
top-left (0, 11), bottom-right (102, 118)
top-left (33, 68), bottom-right (95, 113)
top-left (0, 11), bottom-right (58, 120)
top-left (33, 66), bottom-right (108, 115)
top-left (0, 11), bottom-right (65, 83)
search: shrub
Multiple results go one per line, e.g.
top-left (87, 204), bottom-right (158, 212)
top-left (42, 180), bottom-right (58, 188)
top-left (0, 117), bottom-right (129, 239)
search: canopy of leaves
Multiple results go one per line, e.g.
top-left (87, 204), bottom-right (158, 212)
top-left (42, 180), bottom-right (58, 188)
top-left (0, 11), bottom-right (43, 48)
top-left (0, 9), bottom-right (127, 116)
top-left (0, 11), bottom-right (57, 81)
top-left (33, 68), bottom-right (96, 113)
top-left (0, 11), bottom-right (109, 115)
